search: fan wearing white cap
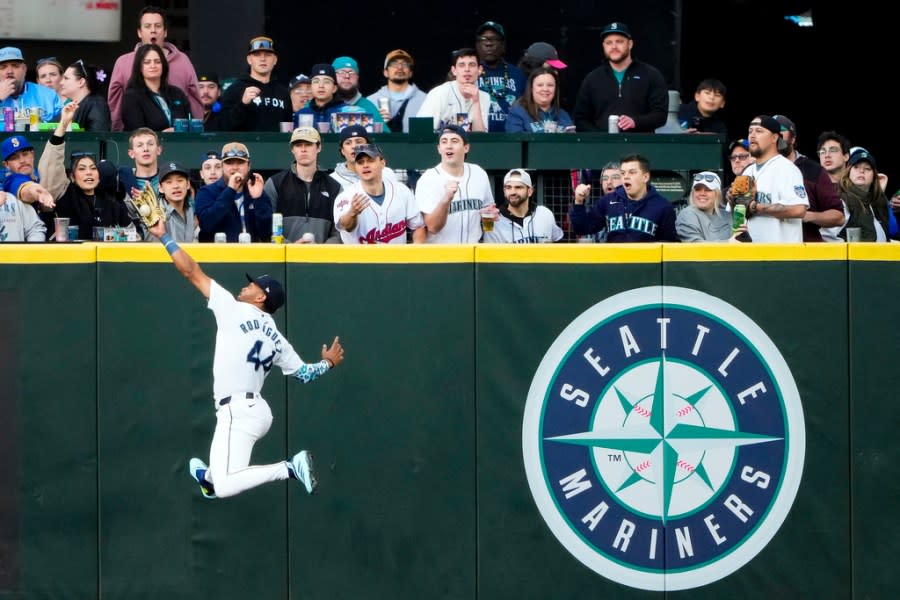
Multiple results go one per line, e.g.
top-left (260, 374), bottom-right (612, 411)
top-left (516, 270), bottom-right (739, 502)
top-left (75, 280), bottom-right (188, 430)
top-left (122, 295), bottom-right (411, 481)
top-left (675, 171), bottom-right (734, 242)
top-left (483, 169), bottom-right (563, 243)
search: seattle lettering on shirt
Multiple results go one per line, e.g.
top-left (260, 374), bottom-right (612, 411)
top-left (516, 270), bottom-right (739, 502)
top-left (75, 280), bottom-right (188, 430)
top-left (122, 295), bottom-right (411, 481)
top-left (607, 214), bottom-right (658, 236)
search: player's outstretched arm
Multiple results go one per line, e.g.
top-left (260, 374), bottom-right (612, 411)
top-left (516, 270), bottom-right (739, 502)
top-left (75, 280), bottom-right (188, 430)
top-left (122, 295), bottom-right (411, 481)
top-left (290, 336), bottom-right (344, 383)
top-left (148, 220), bottom-right (212, 298)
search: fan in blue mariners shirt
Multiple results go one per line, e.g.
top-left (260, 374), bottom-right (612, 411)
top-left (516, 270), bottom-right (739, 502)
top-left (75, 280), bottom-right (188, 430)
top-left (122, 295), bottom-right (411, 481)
top-left (474, 21), bottom-right (526, 133)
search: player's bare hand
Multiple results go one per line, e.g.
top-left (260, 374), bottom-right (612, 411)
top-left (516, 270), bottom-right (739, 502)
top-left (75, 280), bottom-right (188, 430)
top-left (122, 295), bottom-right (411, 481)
top-left (129, 186), bottom-right (142, 200)
top-left (228, 172), bottom-right (244, 191)
top-left (349, 193), bottom-right (370, 216)
top-left (246, 173), bottom-right (264, 198)
top-left (242, 86), bottom-right (261, 105)
top-left (148, 219), bottom-right (167, 239)
top-left (322, 336), bottom-right (344, 368)
top-left (574, 183), bottom-right (591, 204)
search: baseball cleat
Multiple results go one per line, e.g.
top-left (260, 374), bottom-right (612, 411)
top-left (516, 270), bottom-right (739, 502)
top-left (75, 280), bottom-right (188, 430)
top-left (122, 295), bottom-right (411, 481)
top-left (189, 458), bottom-right (217, 499)
top-left (289, 450), bottom-right (317, 494)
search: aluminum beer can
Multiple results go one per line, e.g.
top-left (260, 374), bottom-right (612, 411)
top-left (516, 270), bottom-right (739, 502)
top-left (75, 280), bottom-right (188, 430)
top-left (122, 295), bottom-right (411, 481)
top-left (377, 97), bottom-right (390, 112)
top-left (238, 232), bottom-right (252, 244)
top-left (214, 232), bottom-right (227, 243)
top-left (271, 212), bottom-right (284, 244)
top-left (608, 115), bottom-right (620, 133)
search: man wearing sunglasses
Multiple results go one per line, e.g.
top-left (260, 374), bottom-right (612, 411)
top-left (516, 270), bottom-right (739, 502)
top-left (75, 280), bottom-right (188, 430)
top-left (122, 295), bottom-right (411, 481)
top-left (195, 141), bottom-right (273, 242)
top-left (107, 6), bottom-right (203, 132)
top-left (219, 36), bottom-right (292, 132)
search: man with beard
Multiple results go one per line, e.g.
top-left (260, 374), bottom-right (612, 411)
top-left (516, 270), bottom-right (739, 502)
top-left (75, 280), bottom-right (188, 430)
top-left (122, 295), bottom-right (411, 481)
top-left (107, 6), bottom-right (202, 131)
top-left (573, 22), bottom-right (667, 133)
top-left (483, 169), bottom-right (562, 243)
top-left (474, 21), bottom-right (526, 133)
top-left (0, 46), bottom-right (64, 123)
top-left (367, 49), bottom-right (427, 133)
top-left (331, 57), bottom-right (388, 131)
top-left (417, 49), bottom-right (490, 132)
top-left (726, 115), bottom-right (808, 243)
top-left (773, 114), bottom-right (844, 241)
top-left (197, 72), bottom-right (223, 131)
top-left (219, 36), bottom-right (292, 132)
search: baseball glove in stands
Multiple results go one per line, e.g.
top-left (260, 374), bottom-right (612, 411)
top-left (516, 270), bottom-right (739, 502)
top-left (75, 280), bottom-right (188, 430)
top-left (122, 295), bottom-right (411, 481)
top-left (730, 175), bottom-right (756, 208)
top-left (129, 185), bottom-right (166, 228)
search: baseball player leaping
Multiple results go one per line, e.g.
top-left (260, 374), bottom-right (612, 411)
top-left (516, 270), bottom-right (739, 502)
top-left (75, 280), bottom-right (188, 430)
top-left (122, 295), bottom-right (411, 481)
top-left (148, 219), bottom-right (344, 499)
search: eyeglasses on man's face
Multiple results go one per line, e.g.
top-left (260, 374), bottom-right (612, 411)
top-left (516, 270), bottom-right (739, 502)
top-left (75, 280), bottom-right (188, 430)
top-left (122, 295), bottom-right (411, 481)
top-left (729, 154), bottom-right (751, 162)
top-left (817, 146), bottom-right (843, 156)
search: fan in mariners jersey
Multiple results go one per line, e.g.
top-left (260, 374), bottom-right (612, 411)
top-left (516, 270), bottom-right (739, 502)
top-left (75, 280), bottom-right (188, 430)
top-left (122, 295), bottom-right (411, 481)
top-left (482, 169), bottom-right (562, 243)
top-left (415, 125), bottom-right (495, 243)
top-left (333, 144), bottom-right (424, 244)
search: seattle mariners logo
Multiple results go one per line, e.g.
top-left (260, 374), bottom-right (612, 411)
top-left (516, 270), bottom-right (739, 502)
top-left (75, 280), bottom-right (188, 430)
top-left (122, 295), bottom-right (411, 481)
top-left (523, 287), bottom-right (805, 591)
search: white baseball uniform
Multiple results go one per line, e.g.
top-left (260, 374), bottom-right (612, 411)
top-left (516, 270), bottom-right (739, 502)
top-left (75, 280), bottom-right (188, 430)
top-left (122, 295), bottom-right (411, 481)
top-left (415, 81), bottom-right (491, 131)
top-left (415, 163), bottom-right (494, 243)
top-left (482, 206), bottom-right (563, 243)
top-left (205, 279), bottom-right (328, 498)
top-left (741, 155), bottom-right (809, 242)
top-left (333, 179), bottom-right (424, 244)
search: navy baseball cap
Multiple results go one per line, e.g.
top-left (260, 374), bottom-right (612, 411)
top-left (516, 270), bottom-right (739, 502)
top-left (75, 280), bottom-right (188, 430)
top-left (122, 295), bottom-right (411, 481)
top-left (728, 138), bottom-right (749, 153)
top-left (773, 114), bottom-right (796, 135)
top-left (246, 273), bottom-right (285, 314)
top-left (2, 135), bottom-right (33, 161)
top-left (310, 63), bottom-right (336, 81)
top-left (159, 161), bottom-right (190, 182)
top-left (339, 124), bottom-right (369, 145)
top-left (600, 22), bottom-right (632, 40)
top-left (198, 72), bottom-right (219, 85)
top-left (439, 124), bottom-right (469, 144)
top-left (476, 21), bottom-right (506, 39)
top-left (848, 148), bottom-right (877, 171)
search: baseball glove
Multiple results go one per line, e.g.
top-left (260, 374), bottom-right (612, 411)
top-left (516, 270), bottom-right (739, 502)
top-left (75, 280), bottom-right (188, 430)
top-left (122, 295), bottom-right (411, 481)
top-left (129, 185), bottom-right (165, 228)
top-left (730, 175), bottom-right (756, 206)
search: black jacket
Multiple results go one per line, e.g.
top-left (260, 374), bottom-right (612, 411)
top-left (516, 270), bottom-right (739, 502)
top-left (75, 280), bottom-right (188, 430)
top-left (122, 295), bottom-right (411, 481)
top-left (121, 85), bottom-right (190, 132)
top-left (55, 184), bottom-right (136, 240)
top-left (73, 94), bottom-right (112, 132)
top-left (573, 59), bottom-right (668, 132)
top-left (219, 75), bottom-right (292, 132)
top-left (263, 166), bottom-right (342, 243)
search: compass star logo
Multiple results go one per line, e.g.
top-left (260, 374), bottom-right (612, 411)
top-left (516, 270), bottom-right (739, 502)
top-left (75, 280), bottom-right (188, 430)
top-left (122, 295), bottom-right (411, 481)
top-left (523, 287), bottom-right (805, 591)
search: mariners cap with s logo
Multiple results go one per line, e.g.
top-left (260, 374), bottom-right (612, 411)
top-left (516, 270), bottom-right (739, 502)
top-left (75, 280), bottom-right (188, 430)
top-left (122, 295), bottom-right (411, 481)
top-left (246, 273), bottom-right (285, 314)
top-left (2, 135), bottom-right (34, 161)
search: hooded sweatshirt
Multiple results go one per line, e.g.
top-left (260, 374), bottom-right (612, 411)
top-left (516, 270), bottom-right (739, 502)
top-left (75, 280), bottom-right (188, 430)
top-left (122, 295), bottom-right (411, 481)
top-left (569, 184), bottom-right (679, 242)
top-left (219, 75), bottom-right (292, 132)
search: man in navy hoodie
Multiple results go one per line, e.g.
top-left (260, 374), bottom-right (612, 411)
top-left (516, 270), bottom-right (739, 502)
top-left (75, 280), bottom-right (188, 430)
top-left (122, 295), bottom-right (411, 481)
top-left (195, 142), bottom-right (273, 242)
top-left (569, 154), bottom-right (678, 242)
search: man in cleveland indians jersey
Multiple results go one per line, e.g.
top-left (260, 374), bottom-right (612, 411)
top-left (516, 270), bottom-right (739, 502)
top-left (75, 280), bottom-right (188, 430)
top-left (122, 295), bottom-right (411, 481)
top-left (147, 218), bottom-right (344, 499)
top-left (415, 125), bottom-right (495, 243)
top-left (483, 169), bottom-right (563, 243)
top-left (333, 144), bottom-right (424, 244)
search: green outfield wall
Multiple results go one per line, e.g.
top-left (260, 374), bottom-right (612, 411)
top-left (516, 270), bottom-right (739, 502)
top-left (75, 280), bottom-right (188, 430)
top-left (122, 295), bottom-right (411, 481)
top-left (0, 243), bottom-right (897, 599)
